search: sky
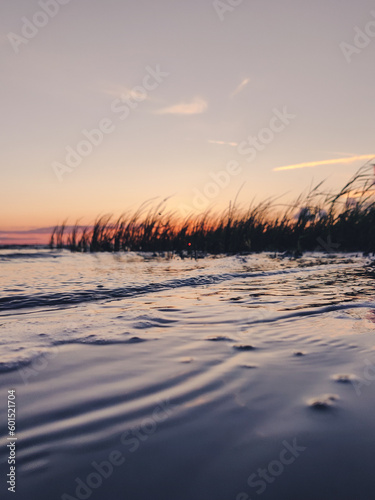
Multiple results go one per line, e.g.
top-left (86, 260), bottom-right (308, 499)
top-left (1, 0), bottom-right (374, 242)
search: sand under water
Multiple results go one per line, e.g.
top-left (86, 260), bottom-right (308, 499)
top-left (1, 249), bottom-right (375, 499)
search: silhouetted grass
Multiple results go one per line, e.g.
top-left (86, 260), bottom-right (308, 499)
top-left (51, 161), bottom-right (375, 255)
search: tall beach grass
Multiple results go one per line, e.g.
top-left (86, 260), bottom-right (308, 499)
top-left (50, 161), bottom-right (375, 255)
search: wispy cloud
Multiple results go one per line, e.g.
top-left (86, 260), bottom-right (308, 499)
top-left (274, 154), bottom-right (375, 172)
top-left (231, 78), bottom-right (250, 98)
top-left (155, 97), bottom-right (208, 115)
top-left (208, 139), bottom-right (238, 147)
top-left (101, 84), bottom-right (151, 101)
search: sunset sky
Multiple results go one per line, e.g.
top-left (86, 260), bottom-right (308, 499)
top-left (1, 0), bottom-right (374, 243)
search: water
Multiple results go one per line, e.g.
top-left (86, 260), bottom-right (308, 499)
top-left (1, 250), bottom-right (375, 499)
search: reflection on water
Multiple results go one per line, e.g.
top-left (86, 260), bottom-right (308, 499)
top-left (0, 251), bottom-right (375, 499)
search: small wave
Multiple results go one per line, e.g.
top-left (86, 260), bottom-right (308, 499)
top-left (0, 359), bottom-right (33, 373)
top-left (0, 348), bottom-right (59, 373)
top-left (0, 261), bottom-right (357, 313)
top-left (52, 336), bottom-right (148, 346)
top-left (0, 251), bottom-right (60, 261)
top-left (133, 315), bottom-right (178, 329)
top-left (0, 336), bottom-right (150, 373)
top-left (239, 301), bottom-right (375, 327)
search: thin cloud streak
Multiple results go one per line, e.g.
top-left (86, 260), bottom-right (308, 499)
top-left (274, 154), bottom-right (375, 172)
top-left (231, 78), bottom-right (250, 98)
top-left (208, 140), bottom-right (238, 147)
top-left (155, 97), bottom-right (208, 115)
top-left (101, 84), bottom-right (151, 101)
